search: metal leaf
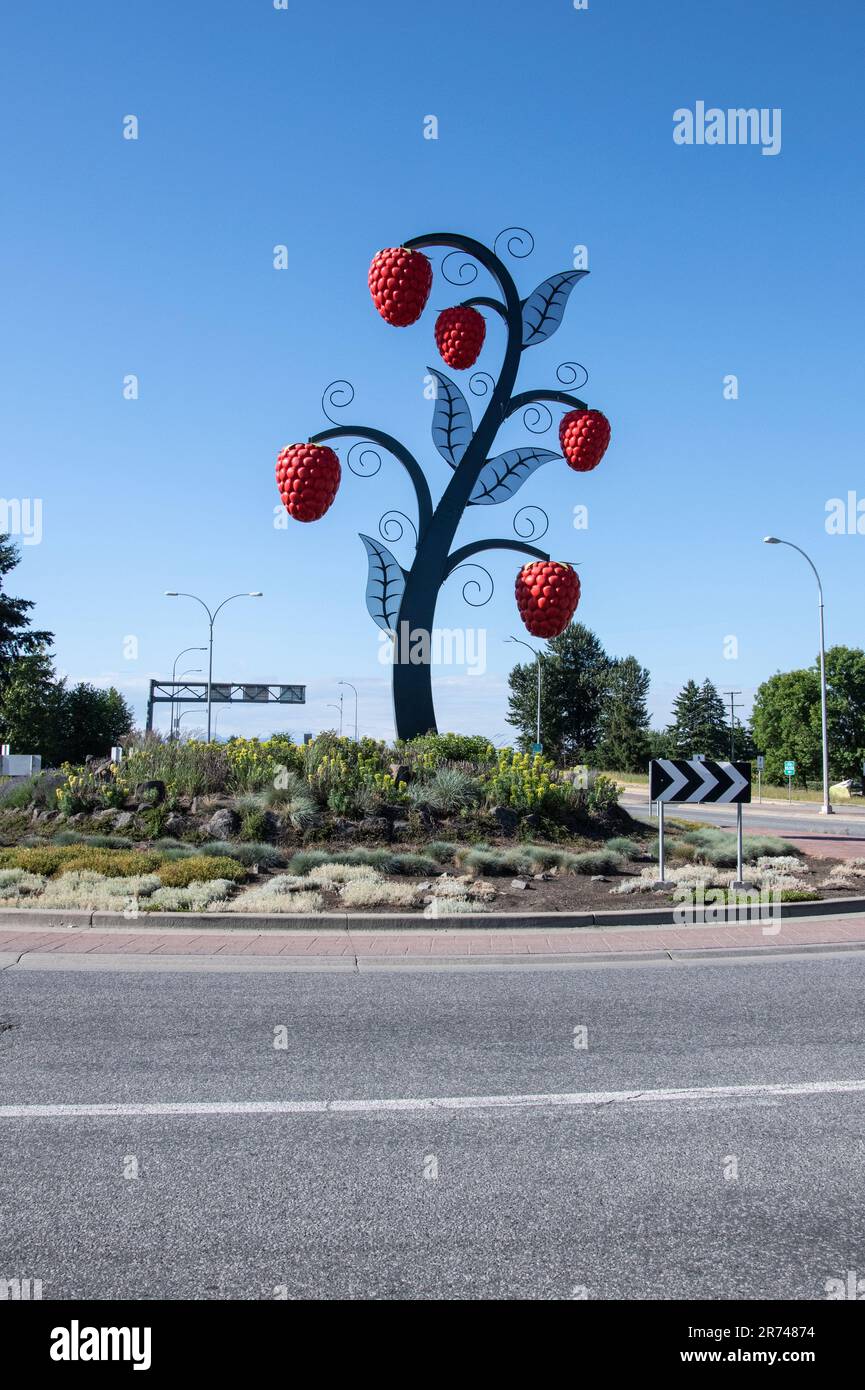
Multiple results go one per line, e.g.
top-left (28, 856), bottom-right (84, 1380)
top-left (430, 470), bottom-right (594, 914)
top-left (359, 534), bottom-right (405, 632)
top-left (468, 448), bottom-right (560, 505)
top-left (428, 368), bottom-right (473, 467)
top-left (520, 270), bottom-right (588, 347)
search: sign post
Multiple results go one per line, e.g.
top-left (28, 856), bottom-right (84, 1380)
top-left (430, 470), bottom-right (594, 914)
top-left (649, 759), bottom-right (752, 886)
top-left (756, 753), bottom-right (765, 803)
top-left (784, 759), bottom-right (796, 802)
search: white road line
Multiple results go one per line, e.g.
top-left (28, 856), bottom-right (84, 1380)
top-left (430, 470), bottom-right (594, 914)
top-left (2, 1078), bottom-right (865, 1120)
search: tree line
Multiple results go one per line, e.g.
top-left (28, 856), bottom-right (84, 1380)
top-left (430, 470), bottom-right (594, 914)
top-left (0, 537), bottom-right (133, 766)
top-left (507, 622), bottom-right (865, 787)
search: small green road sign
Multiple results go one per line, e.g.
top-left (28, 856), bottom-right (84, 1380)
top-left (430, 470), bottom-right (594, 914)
top-left (784, 760), bottom-right (796, 777)
top-left (531, 742), bottom-right (543, 754)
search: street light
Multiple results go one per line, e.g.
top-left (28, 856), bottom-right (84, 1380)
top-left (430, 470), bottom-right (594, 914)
top-left (762, 537), bottom-right (832, 815)
top-left (327, 699), bottom-right (343, 736)
top-left (506, 635), bottom-right (543, 748)
top-left (174, 708), bottom-right (205, 738)
top-left (171, 667), bottom-right (203, 738)
top-left (338, 681), bottom-right (358, 741)
top-left (169, 645), bottom-right (207, 740)
top-left (164, 591), bottom-right (263, 742)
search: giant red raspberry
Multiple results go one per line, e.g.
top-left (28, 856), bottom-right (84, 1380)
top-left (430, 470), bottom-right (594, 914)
top-left (515, 561), bottom-right (581, 639)
top-left (275, 443), bottom-right (341, 523)
top-left (368, 247), bottom-right (433, 327)
top-left (434, 306), bottom-right (486, 370)
top-left (559, 409), bottom-right (611, 472)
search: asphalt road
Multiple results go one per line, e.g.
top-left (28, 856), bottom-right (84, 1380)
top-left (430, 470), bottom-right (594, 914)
top-left (621, 790), bottom-right (865, 841)
top-left (2, 953), bottom-right (865, 1300)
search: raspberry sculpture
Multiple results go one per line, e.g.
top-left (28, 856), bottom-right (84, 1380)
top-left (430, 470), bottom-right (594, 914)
top-left (368, 247), bottom-right (433, 327)
top-left (559, 409), bottom-right (611, 472)
top-left (434, 306), bottom-right (486, 370)
top-left (515, 560), bottom-right (581, 638)
top-left (275, 443), bottom-right (341, 523)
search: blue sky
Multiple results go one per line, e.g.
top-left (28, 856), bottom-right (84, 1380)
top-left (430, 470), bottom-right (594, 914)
top-left (2, 0), bottom-right (862, 743)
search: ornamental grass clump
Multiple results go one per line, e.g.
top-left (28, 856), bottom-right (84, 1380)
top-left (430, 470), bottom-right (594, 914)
top-left (156, 855), bottom-right (245, 887)
top-left (0, 845), bottom-right (163, 878)
top-left (144, 880), bottom-right (235, 912)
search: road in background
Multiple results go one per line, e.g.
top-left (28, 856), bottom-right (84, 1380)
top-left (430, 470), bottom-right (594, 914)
top-left (621, 789), bottom-right (865, 851)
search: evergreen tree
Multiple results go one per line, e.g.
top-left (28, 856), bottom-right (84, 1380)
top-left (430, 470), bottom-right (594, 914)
top-left (0, 535), bottom-right (52, 684)
top-left (506, 623), bottom-right (613, 762)
top-left (596, 655), bottom-right (651, 772)
top-left (668, 677), bottom-right (729, 758)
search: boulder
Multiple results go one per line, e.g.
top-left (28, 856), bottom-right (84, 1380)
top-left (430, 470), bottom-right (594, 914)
top-left (206, 807), bottom-right (239, 839)
top-left (492, 805), bottom-right (519, 836)
top-left (164, 813), bottom-right (187, 835)
top-left (391, 819), bottom-right (412, 839)
top-left (114, 811), bottom-right (134, 831)
top-left (389, 764), bottom-right (411, 786)
top-left (510, 878), bottom-right (532, 891)
top-left (133, 779), bottom-right (166, 805)
top-left (358, 816), bottom-right (389, 840)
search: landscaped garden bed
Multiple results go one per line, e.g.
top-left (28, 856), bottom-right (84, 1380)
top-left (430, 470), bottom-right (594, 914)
top-left (0, 734), bottom-right (862, 916)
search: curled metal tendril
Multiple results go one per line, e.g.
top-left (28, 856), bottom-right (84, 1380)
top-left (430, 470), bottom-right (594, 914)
top-left (321, 379), bottom-right (355, 424)
top-left (556, 361), bottom-right (589, 390)
top-left (513, 506), bottom-right (549, 542)
top-left (440, 250), bottom-right (479, 287)
top-left (378, 510), bottom-right (418, 547)
top-left (469, 371), bottom-right (496, 399)
top-left (451, 563), bottom-right (494, 608)
top-left (493, 226), bottom-right (534, 261)
top-left (346, 441), bottom-right (382, 478)
top-left (522, 403), bottom-right (553, 435)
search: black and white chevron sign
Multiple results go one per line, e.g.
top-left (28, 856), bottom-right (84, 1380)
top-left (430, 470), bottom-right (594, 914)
top-left (649, 758), bottom-right (751, 804)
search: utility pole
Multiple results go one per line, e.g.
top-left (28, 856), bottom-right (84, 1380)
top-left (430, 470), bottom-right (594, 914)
top-left (723, 690), bottom-right (743, 760)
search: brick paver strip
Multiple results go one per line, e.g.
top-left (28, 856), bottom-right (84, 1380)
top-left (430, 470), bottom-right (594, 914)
top-left (2, 913), bottom-right (865, 962)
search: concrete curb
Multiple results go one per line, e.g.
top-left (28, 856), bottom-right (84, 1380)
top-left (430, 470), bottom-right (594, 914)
top-left (0, 896), bottom-right (863, 933)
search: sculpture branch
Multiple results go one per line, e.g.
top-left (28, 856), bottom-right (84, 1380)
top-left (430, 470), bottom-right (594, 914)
top-left (444, 537), bottom-right (550, 580)
top-left (459, 295), bottom-right (509, 324)
top-left (309, 424), bottom-right (433, 537)
top-left (505, 389), bottom-right (588, 421)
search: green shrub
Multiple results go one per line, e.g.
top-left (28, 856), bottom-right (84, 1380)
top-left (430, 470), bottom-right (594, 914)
top-left (0, 777), bottom-right (40, 808)
top-left (122, 738), bottom-right (230, 798)
top-left (395, 733), bottom-right (496, 770)
top-left (427, 841), bottom-right (458, 864)
top-left (571, 849), bottom-right (626, 875)
top-left (586, 774), bottom-right (622, 814)
top-left (386, 853), bottom-right (441, 876)
top-left (239, 809), bottom-right (270, 842)
top-left (157, 855), bottom-right (246, 887)
top-left (0, 845), bottom-right (162, 877)
top-left (777, 888), bottom-right (821, 903)
top-left (144, 879), bottom-right (235, 912)
top-left (605, 837), bottom-right (641, 859)
top-left (408, 767), bottom-right (479, 815)
top-left (199, 840), bottom-right (285, 868)
top-left (680, 828), bottom-right (799, 868)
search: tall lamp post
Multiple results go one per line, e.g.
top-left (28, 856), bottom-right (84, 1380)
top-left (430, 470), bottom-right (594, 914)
top-left (506, 635), bottom-right (543, 748)
top-left (338, 681), bottom-right (358, 741)
top-left (327, 699), bottom-right (344, 736)
top-left (171, 667), bottom-right (203, 738)
top-left (763, 537), bottom-right (832, 815)
top-left (169, 646), bottom-right (206, 741)
top-left (164, 591), bottom-right (263, 742)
